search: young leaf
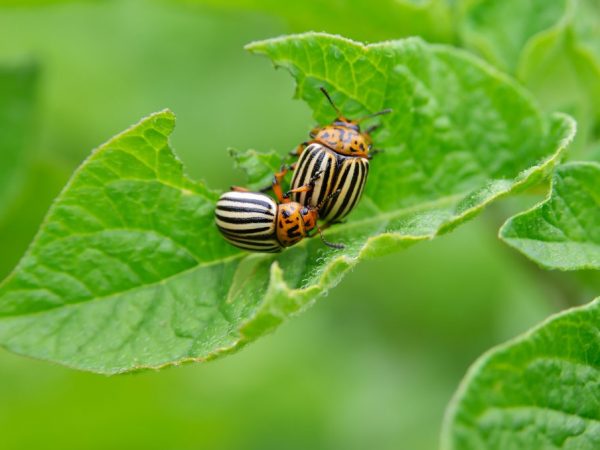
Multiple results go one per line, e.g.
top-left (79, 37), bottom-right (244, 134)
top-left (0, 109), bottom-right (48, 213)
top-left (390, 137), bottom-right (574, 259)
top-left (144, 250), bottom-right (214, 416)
top-left (229, 148), bottom-right (281, 192)
top-left (0, 33), bottom-right (576, 374)
top-left (458, 0), bottom-right (568, 73)
top-left (459, 0), bottom-right (600, 151)
top-left (442, 295), bottom-right (600, 450)
top-left (500, 162), bottom-right (600, 271)
top-left (0, 63), bottom-right (37, 218)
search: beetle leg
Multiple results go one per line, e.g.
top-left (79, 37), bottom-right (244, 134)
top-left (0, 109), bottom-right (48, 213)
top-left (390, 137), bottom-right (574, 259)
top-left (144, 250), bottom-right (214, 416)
top-left (257, 160), bottom-right (297, 194)
top-left (271, 164), bottom-right (289, 203)
top-left (286, 185), bottom-right (311, 195)
top-left (284, 169), bottom-right (323, 198)
top-left (230, 185), bottom-right (250, 192)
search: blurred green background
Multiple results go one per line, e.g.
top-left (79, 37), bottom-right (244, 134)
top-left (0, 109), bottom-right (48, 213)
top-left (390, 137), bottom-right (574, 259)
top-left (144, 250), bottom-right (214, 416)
top-left (0, 1), bottom-right (596, 449)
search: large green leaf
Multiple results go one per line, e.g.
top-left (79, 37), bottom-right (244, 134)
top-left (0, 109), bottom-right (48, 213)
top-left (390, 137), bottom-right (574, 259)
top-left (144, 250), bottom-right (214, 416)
top-left (0, 63), bottom-right (37, 218)
top-left (442, 295), bottom-right (600, 450)
top-left (458, 0), bottom-right (600, 152)
top-left (500, 162), bottom-right (600, 271)
top-left (0, 33), bottom-right (576, 373)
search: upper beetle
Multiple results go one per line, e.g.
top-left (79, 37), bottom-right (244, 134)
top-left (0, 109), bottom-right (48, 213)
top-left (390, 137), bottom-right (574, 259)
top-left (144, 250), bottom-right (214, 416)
top-left (286, 87), bottom-right (391, 224)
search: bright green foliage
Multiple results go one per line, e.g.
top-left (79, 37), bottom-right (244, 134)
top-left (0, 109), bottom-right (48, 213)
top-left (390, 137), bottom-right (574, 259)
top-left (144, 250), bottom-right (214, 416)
top-left (500, 162), bottom-right (600, 271)
top-left (0, 63), bottom-right (36, 218)
top-left (229, 148), bottom-right (281, 191)
top-left (442, 295), bottom-right (600, 450)
top-left (0, 33), bottom-right (576, 373)
top-left (187, 0), bottom-right (455, 44)
top-left (459, 0), bottom-right (600, 151)
top-left (0, 110), bottom-right (252, 373)
top-left (458, 0), bottom-right (568, 73)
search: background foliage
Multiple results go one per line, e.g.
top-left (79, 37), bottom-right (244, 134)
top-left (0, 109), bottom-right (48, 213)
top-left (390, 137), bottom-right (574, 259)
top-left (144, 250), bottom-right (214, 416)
top-left (0, 1), bottom-right (598, 449)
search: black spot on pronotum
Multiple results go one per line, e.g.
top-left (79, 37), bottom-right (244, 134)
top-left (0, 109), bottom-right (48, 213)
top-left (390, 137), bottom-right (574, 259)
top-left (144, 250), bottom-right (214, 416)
top-left (287, 224), bottom-right (301, 238)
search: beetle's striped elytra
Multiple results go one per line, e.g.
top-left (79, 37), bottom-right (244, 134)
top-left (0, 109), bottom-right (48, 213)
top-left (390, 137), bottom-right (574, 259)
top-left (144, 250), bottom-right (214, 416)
top-left (290, 143), bottom-right (369, 223)
top-left (289, 87), bottom-right (390, 223)
top-left (216, 191), bottom-right (281, 253)
top-left (216, 170), bottom-right (343, 253)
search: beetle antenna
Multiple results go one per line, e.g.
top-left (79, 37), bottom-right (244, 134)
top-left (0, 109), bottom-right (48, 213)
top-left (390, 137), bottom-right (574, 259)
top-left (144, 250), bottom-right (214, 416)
top-left (318, 226), bottom-right (345, 249)
top-left (357, 108), bottom-right (393, 123)
top-left (319, 86), bottom-right (343, 117)
top-left (365, 124), bottom-right (380, 135)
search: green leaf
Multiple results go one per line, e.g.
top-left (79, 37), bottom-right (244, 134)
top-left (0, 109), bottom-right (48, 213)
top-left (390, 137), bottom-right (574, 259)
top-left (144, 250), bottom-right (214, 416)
top-left (500, 162), bottom-right (600, 271)
top-left (0, 33), bottom-right (576, 374)
top-left (517, 5), bottom-right (600, 152)
top-left (458, 0), bottom-right (568, 73)
top-left (229, 147), bottom-right (281, 192)
top-left (459, 0), bottom-right (600, 152)
top-left (185, 0), bottom-right (455, 44)
top-left (442, 295), bottom-right (600, 450)
top-left (0, 63), bottom-right (37, 218)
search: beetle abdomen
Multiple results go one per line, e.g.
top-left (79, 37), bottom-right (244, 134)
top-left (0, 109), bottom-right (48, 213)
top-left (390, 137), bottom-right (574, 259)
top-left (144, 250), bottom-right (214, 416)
top-left (215, 191), bottom-right (281, 253)
top-left (290, 143), bottom-right (336, 208)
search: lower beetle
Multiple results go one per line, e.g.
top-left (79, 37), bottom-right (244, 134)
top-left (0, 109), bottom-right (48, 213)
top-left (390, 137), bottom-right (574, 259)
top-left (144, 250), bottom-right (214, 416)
top-left (215, 171), bottom-right (343, 253)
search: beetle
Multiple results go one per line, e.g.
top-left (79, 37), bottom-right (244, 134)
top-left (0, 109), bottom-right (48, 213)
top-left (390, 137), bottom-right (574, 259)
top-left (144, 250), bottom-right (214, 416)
top-left (215, 170), bottom-right (343, 253)
top-left (287, 87), bottom-right (391, 223)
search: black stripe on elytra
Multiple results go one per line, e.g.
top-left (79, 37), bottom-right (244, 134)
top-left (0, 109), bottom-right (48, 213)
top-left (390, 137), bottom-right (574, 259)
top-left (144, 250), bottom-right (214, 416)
top-left (308, 149), bottom-right (326, 204)
top-left (325, 162), bottom-right (351, 218)
top-left (316, 153), bottom-right (334, 206)
top-left (337, 161), bottom-right (363, 221)
top-left (344, 162), bottom-right (366, 219)
top-left (216, 205), bottom-right (274, 216)
top-left (215, 214), bottom-right (273, 225)
top-left (219, 227), bottom-right (275, 242)
top-left (219, 195), bottom-right (274, 210)
top-left (225, 237), bottom-right (280, 248)
top-left (294, 146), bottom-right (318, 194)
top-left (217, 225), bottom-right (272, 239)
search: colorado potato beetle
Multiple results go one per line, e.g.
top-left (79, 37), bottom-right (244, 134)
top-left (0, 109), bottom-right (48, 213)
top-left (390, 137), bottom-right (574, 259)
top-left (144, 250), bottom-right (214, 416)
top-left (215, 170), bottom-right (343, 253)
top-left (288, 87), bottom-right (391, 223)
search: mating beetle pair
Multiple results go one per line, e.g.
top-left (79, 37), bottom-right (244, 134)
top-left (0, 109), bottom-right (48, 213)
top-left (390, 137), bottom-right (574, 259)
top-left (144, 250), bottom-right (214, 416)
top-left (216, 169), bottom-right (343, 252)
top-left (215, 88), bottom-right (391, 253)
